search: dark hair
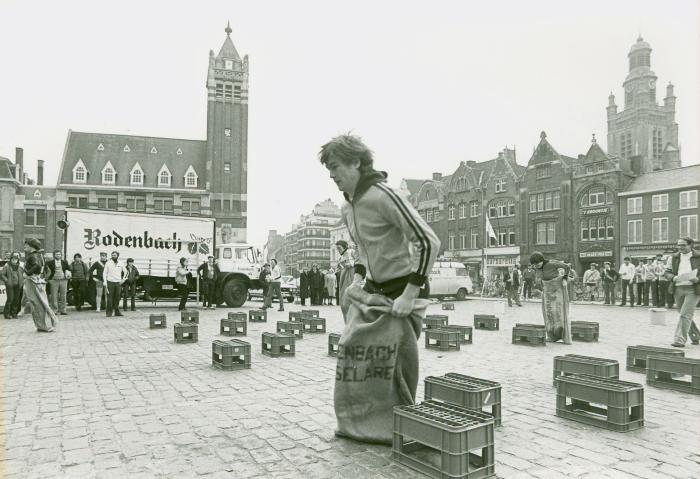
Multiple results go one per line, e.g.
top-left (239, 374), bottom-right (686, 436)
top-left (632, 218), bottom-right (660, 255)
top-left (54, 250), bottom-right (61, 254)
top-left (100, 251), bottom-right (108, 256)
top-left (73, 253), bottom-right (82, 259)
top-left (271, 259), bottom-right (277, 264)
top-left (111, 251), bottom-right (119, 257)
top-left (335, 240), bottom-right (348, 249)
top-left (624, 256), bottom-right (631, 261)
top-left (127, 258), bottom-right (134, 264)
top-left (679, 236), bottom-right (694, 246)
top-left (319, 133), bottom-right (375, 176)
top-left (180, 257), bottom-right (187, 264)
top-left (529, 252), bottom-right (545, 264)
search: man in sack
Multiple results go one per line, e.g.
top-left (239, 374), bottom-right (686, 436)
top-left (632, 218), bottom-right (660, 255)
top-left (46, 250), bottom-right (71, 315)
top-left (320, 133), bottom-right (440, 445)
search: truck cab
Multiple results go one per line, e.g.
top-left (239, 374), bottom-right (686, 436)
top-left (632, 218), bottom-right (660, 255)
top-left (214, 243), bottom-right (265, 307)
top-left (428, 261), bottom-right (474, 301)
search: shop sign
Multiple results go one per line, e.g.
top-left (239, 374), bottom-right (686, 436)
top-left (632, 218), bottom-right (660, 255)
top-left (581, 207), bottom-right (610, 216)
top-left (579, 251), bottom-right (613, 258)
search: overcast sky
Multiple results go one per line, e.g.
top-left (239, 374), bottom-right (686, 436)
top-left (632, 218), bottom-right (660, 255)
top-left (1, 0), bottom-right (698, 247)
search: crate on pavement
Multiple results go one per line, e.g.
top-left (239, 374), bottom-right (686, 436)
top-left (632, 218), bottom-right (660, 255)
top-left (301, 309), bottom-right (320, 318)
top-left (474, 314), bottom-right (499, 331)
top-left (261, 332), bottom-right (295, 357)
top-left (288, 311), bottom-right (304, 322)
top-left (220, 317), bottom-right (247, 337)
top-left (555, 374), bottom-right (644, 432)
top-left (328, 333), bottom-right (341, 357)
top-left (553, 354), bottom-right (619, 385)
top-left (427, 373), bottom-right (502, 426)
top-left (425, 329), bottom-right (461, 352)
top-left (393, 400), bottom-right (495, 479)
top-left (228, 312), bottom-right (247, 321)
top-left (442, 302), bottom-right (456, 311)
top-left (444, 325), bottom-right (473, 344)
top-left (626, 345), bottom-right (684, 373)
top-left (302, 316), bottom-right (326, 334)
top-left (181, 310), bottom-right (199, 324)
top-left (646, 356), bottom-right (700, 395)
top-left (511, 323), bottom-right (546, 346)
top-left (249, 309), bottom-right (267, 323)
top-left (149, 314), bottom-right (166, 329)
top-left (423, 314), bottom-right (449, 331)
top-left (571, 321), bottom-right (599, 342)
top-left (174, 323), bottom-right (198, 343)
top-left (212, 339), bottom-right (251, 370)
top-left (277, 320), bottom-right (304, 339)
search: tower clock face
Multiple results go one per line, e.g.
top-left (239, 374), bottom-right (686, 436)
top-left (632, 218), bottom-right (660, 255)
top-left (225, 60), bottom-right (233, 70)
top-left (648, 79), bottom-right (656, 89)
top-left (625, 84), bottom-right (634, 92)
top-left (224, 128), bottom-right (231, 137)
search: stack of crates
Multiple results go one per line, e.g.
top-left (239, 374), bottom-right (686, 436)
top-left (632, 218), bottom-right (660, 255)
top-left (571, 321), bottom-right (599, 342)
top-left (181, 310), bottom-right (199, 324)
top-left (442, 302), bottom-right (456, 311)
top-left (553, 354), bottom-right (619, 385)
top-left (554, 374), bottom-right (644, 432)
top-left (474, 314), bottom-right (499, 331)
top-left (261, 332), bottom-right (295, 357)
top-left (149, 314), bottom-right (166, 329)
top-left (212, 339), bottom-right (251, 370)
top-left (393, 400), bottom-right (495, 479)
top-left (646, 356), bottom-right (700, 395)
top-left (444, 325), bottom-right (473, 344)
top-left (423, 314), bottom-right (449, 331)
top-left (328, 333), bottom-right (341, 357)
top-left (174, 323), bottom-right (198, 343)
top-left (511, 324), bottom-right (546, 346)
top-left (301, 309), bottom-right (320, 318)
top-left (302, 316), bottom-right (326, 334)
top-left (626, 345), bottom-right (684, 373)
top-left (277, 321), bottom-right (304, 338)
top-left (220, 316), bottom-right (246, 337)
top-left (425, 373), bottom-right (502, 426)
top-left (249, 309), bottom-right (267, 323)
top-left (425, 329), bottom-right (461, 352)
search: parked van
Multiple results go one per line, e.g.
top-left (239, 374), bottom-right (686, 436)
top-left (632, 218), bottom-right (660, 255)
top-left (428, 261), bottom-right (474, 300)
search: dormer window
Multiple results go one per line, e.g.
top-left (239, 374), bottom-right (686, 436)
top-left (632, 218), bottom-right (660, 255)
top-left (157, 164), bottom-right (171, 187)
top-left (101, 161), bottom-right (116, 185)
top-left (130, 162), bottom-right (144, 186)
top-left (495, 178), bottom-right (506, 193)
top-left (184, 166), bottom-right (198, 188)
top-left (72, 159), bottom-right (88, 184)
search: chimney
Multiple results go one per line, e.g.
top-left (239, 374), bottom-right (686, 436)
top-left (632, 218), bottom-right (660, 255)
top-left (15, 147), bottom-right (23, 182)
top-left (22, 172), bottom-right (28, 185)
top-left (432, 172), bottom-right (442, 181)
top-left (37, 160), bottom-right (44, 186)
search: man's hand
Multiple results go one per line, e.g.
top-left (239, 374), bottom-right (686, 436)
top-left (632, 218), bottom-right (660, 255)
top-left (104, 283), bottom-right (109, 294)
top-left (392, 283), bottom-right (420, 318)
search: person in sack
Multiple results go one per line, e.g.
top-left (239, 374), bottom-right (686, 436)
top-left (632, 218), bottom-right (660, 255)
top-left (46, 250), bottom-right (71, 316)
top-left (320, 133), bottom-right (440, 445)
top-left (197, 256), bottom-right (220, 310)
top-left (175, 257), bottom-right (189, 311)
top-left (1, 252), bottom-right (24, 319)
top-left (22, 239), bottom-right (57, 332)
top-left (69, 253), bottom-right (89, 311)
top-left (88, 252), bottom-right (108, 312)
top-left (667, 236), bottom-right (700, 347)
top-left (122, 258), bottom-right (140, 312)
top-left (530, 251), bottom-right (572, 344)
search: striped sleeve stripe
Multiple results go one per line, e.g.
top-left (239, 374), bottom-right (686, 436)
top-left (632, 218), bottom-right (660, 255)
top-left (376, 183), bottom-right (431, 278)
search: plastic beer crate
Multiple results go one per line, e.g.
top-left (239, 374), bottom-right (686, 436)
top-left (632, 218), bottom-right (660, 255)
top-left (444, 325), bottom-right (473, 344)
top-left (442, 302), bottom-right (456, 311)
top-left (302, 316), bottom-right (326, 334)
top-left (555, 374), bottom-right (644, 432)
top-left (511, 324), bottom-right (546, 346)
top-left (328, 333), bottom-right (341, 357)
top-left (424, 315), bottom-right (449, 331)
top-left (220, 317), bottom-right (247, 337)
top-left (249, 309), bottom-right (267, 323)
top-left (228, 312), bottom-right (247, 321)
top-left (626, 345), bottom-right (684, 373)
top-left (288, 311), bottom-right (304, 322)
top-left (212, 339), bottom-right (251, 370)
top-left (473, 314), bottom-right (499, 331)
top-left (646, 356), bottom-right (700, 395)
top-left (432, 373), bottom-right (502, 427)
top-left (276, 320), bottom-right (304, 339)
top-left (174, 323), bottom-right (198, 343)
top-left (425, 329), bottom-right (461, 352)
top-left (393, 400), bottom-right (495, 479)
top-left (261, 332), bottom-right (295, 358)
top-left (181, 310), bottom-right (199, 324)
top-left (571, 321), bottom-right (599, 342)
top-left (553, 354), bottom-right (619, 385)
top-left (149, 314), bottom-right (166, 329)
top-left (301, 309), bottom-right (319, 318)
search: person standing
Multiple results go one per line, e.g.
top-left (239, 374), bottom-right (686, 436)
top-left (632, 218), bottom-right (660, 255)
top-left (325, 268), bottom-right (337, 306)
top-left (618, 257), bottom-right (636, 307)
top-left (336, 240), bottom-right (357, 315)
top-left (122, 258), bottom-right (140, 312)
top-left (634, 259), bottom-right (648, 306)
top-left (1, 252), bottom-right (24, 319)
top-left (46, 250), bottom-right (71, 316)
top-left (653, 255), bottom-right (668, 307)
top-left (530, 252), bottom-right (572, 344)
top-left (69, 253), bottom-right (88, 311)
top-left (583, 263), bottom-right (601, 302)
top-left (197, 256), bottom-right (220, 310)
top-left (567, 263), bottom-right (578, 301)
top-left (602, 262), bottom-right (619, 305)
top-left (22, 239), bottom-right (57, 332)
top-left (522, 264), bottom-right (535, 300)
top-left (175, 257), bottom-right (189, 311)
top-left (259, 263), bottom-right (270, 301)
top-left (263, 258), bottom-right (285, 311)
top-left (643, 257), bottom-right (657, 307)
top-left (88, 252), bottom-right (108, 311)
top-left (299, 267), bottom-right (309, 306)
top-left (667, 237), bottom-right (700, 347)
top-left (309, 264), bottom-right (322, 305)
top-left (503, 264), bottom-right (522, 307)
top-left (103, 251), bottom-right (125, 317)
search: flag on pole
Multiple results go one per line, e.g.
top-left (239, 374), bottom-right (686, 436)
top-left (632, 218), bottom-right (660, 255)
top-left (485, 216), bottom-right (497, 242)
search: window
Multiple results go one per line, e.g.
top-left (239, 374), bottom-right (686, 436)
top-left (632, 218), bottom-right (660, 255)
top-left (216, 83), bottom-right (223, 99)
top-left (459, 233), bottom-right (467, 249)
top-left (529, 195), bottom-right (537, 213)
top-left (544, 192), bottom-right (552, 211)
top-left (448, 233), bottom-right (455, 250)
top-left (652, 218), bottom-right (669, 243)
top-left (680, 215), bottom-right (698, 240)
top-left (498, 231), bottom-right (507, 247)
top-left (620, 132), bottom-right (633, 159)
top-left (581, 220), bottom-right (588, 241)
top-left (470, 202), bottom-right (479, 218)
top-left (185, 171), bottom-right (197, 188)
top-left (153, 198), bottom-right (174, 215)
top-left (553, 190), bottom-right (560, 209)
top-left (606, 217), bottom-right (614, 238)
top-left (652, 194), bottom-right (668, 212)
top-left (73, 165), bottom-right (87, 183)
top-left (25, 208), bottom-right (46, 226)
top-left (234, 85), bottom-right (241, 100)
top-left (125, 197), bottom-right (146, 212)
top-left (470, 230), bottom-right (478, 249)
top-left (68, 195), bottom-right (88, 208)
top-left (537, 194), bottom-right (544, 212)
top-left (680, 190), bottom-right (698, 209)
top-left (433, 208), bottom-right (440, 222)
top-left (627, 197), bottom-right (642, 214)
top-left (536, 164), bottom-right (551, 179)
top-left (589, 190), bottom-right (605, 206)
top-left (225, 84), bottom-right (233, 100)
top-left (509, 202), bottom-right (516, 216)
top-left (158, 167), bottom-right (171, 187)
top-left (459, 203), bottom-right (467, 219)
top-left (652, 129), bottom-right (663, 162)
top-left (589, 218), bottom-right (597, 240)
top-left (131, 169), bottom-right (143, 185)
top-left (225, 59), bottom-right (233, 70)
top-left (597, 217), bottom-right (606, 240)
top-left (489, 206), bottom-right (497, 218)
top-left (224, 162), bottom-right (231, 172)
top-left (509, 231), bottom-right (516, 246)
top-left (100, 161), bottom-right (116, 185)
top-left (448, 205), bottom-right (455, 220)
top-left (495, 178), bottom-right (506, 193)
top-left (426, 209), bottom-right (433, 223)
top-left (181, 200), bottom-right (201, 216)
top-left (627, 220), bottom-right (642, 244)
top-left (536, 221), bottom-right (556, 245)
top-left (97, 197), bottom-right (117, 210)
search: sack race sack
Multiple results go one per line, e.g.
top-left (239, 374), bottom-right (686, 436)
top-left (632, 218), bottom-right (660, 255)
top-left (334, 284), bottom-right (429, 444)
top-left (541, 276), bottom-right (572, 344)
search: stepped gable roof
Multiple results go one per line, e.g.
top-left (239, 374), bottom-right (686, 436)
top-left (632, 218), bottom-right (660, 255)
top-left (528, 131), bottom-right (575, 168)
top-left (622, 165), bottom-right (700, 194)
top-left (58, 131), bottom-right (207, 188)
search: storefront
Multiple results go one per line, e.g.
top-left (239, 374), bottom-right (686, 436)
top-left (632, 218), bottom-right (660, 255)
top-left (484, 246), bottom-right (520, 279)
top-left (578, 249), bottom-right (615, 272)
top-left (621, 243), bottom-right (677, 265)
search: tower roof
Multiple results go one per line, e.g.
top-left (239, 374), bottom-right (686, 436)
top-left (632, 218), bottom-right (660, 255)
top-left (629, 36), bottom-right (651, 55)
top-left (217, 21), bottom-right (241, 61)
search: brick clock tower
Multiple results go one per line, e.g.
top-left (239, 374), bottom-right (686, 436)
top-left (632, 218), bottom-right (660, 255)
top-left (206, 22), bottom-right (249, 244)
top-left (606, 36), bottom-right (680, 174)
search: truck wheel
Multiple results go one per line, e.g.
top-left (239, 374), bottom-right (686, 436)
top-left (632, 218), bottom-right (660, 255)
top-left (286, 296), bottom-right (294, 303)
top-left (223, 279), bottom-right (248, 307)
top-left (456, 288), bottom-right (468, 301)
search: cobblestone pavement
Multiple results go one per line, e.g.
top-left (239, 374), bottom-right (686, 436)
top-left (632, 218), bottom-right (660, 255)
top-left (1, 299), bottom-right (699, 478)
